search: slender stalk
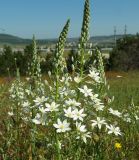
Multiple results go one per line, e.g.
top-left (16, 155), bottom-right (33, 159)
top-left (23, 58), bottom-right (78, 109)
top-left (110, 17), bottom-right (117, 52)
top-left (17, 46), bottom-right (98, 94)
top-left (53, 20), bottom-right (70, 160)
top-left (77, 0), bottom-right (90, 100)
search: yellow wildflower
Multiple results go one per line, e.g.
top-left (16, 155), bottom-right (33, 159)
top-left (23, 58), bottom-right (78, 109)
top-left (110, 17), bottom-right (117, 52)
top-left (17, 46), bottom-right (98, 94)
top-left (115, 142), bottom-right (122, 150)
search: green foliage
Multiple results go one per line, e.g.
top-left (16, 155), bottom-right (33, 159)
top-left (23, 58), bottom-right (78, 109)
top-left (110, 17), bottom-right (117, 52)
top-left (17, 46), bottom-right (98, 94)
top-left (109, 34), bottom-right (139, 71)
top-left (41, 53), bottom-right (53, 73)
top-left (0, 45), bottom-right (14, 74)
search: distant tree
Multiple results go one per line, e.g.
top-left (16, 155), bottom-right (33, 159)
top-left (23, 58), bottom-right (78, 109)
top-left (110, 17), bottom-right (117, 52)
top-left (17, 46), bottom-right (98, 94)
top-left (24, 44), bottom-right (34, 64)
top-left (41, 53), bottom-right (53, 73)
top-left (109, 35), bottom-right (139, 71)
top-left (0, 45), bottom-right (15, 75)
top-left (13, 51), bottom-right (26, 75)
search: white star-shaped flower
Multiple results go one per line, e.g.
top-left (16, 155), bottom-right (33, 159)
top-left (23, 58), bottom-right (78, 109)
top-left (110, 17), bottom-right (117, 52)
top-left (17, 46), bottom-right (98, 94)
top-left (72, 108), bottom-right (86, 121)
top-left (74, 76), bottom-right (82, 83)
top-left (34, 96), bottom-right (47, 106)
top-left (91, 117), bottom-right (106, 129)
top-left (78, 85), bottom-right (93, 97)
top-left (108, 108), bottom-right (122, 117)
top-left (76, 122), bottom-right (87, 133)
top-left (53, 119), bottom-right (71, 133)
top-left (65, 99), bottom-right (81, 107)
top-left (22, 101), bottom-right (30, 108)
top-left (32, 113), bottom-right (47, 125)
top-left (45, 102), bottom-right (59, 112)
top-left (90, 94), bottom-right (99, 101)
top-left (94, 102), bottom-right (104, 111)
top-left (88, 70), bottom-right (100, 83)
top-left (64, 107), bottom-right (74, 118)
top-left (106, 124), bottom-right (121, 136)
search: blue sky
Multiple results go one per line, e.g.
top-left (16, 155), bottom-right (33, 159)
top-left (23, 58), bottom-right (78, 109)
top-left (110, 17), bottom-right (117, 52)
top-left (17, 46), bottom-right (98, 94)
top-left (0, 0), bottom-right (139, 39)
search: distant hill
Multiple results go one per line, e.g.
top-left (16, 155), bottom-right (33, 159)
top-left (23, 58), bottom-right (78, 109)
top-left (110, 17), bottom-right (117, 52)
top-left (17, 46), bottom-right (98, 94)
top-left (0, 34), bottom-right (59, 45)
top-left (0, 34), bottom-right (31, 45)
top-left (90, 35), bottom-right (124, 43)
top-left (0, 33), bottom-right (133, 46)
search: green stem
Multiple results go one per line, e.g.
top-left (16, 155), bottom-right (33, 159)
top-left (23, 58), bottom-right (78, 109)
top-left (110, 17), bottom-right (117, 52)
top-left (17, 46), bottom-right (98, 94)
top-left (16, 102), bottom-right (20, 159)
top-left (80, 48), bottom-right (84, 78)
top-left (54, 69), bottom-right (61, 160)
top-left (77, 48), bottom-right (84, 101)
top-left (31, 109), bottom-right (36, 158)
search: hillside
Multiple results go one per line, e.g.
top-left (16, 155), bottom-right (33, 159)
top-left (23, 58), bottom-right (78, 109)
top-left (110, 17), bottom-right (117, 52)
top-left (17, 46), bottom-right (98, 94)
top-left (0, 33), bottom-right (133, 46)
top-left (0, 34), bottom-right (31, 44)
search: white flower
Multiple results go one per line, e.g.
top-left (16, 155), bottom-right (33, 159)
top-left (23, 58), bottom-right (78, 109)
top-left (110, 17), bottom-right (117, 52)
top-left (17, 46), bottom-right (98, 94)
top-left (32, 113), bottom-right (47, 125)
top-left (25, 89), bottom-right (32, 95)
top-left (108, 108), bottom-right (122, 117)
top-left (94, 103), bottom-right (104, 111)
top-left (32, 114), bottom-right (41, 125)
top-left (88, 70), bottom-right (100, 83)
top-left (60, 77), bottom-right (66, 82)
top-left (135, 115), bottom-right (139, 120)
top-left (123, 113), bottom-right (131, 123)
top-left (76, 132), bottom-right (91, 143)
top-left (45, 102), bottom-right (59, 112)
top-left (8, 111), bottom-right (14, 116)
top-left (53, 119), bottom-right (71, 133)
top-left (39, 107), bottom-right (47, 113)
top-left (26, 77), bottom-right (30, 81)
top-left (22, 101), bottom-right (30, 108)
top-left (93, 98), bottom-right (102, 104)
top-left (106, 124), bottom-right (121, 136)
top-left (65, 99), bottom-right (81, 107)
top-left (74, 76), bottom-right (82, 83)
top-left (90, 94), bottom-right (99, 101)
top-left (34, 96), bottom-right (47, 106)
top-left (60, 76), bottom-right (72, 83)
top-left (48, 71), bottom-right (51, 77)
top-left (76, 122), bottom-right (87, 132)
top-left (72, 108), bottom-right (86, 121)
top-left (78, 85), bottom-right (92, 97)
top-left (18, 92), bottom-right (24, 99)
top-left (59, 87), bottom-right (75, 98)
top-left (91, 117), bottom-right (106, 129)
top-left (64, 107), bottom-right (74, 118)
top-left (11, 94), bottom-right (16, 99)
top-left (81, 132), bottom-right (91, 143)
top-left (59, 87), bottom-right (67, 95)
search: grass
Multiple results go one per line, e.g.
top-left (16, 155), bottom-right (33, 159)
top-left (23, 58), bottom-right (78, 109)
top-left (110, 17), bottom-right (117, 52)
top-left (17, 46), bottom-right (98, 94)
top-left (106, 71), bottom-right (139, 108)
top-left (0, 71), bottom-right (139, 108)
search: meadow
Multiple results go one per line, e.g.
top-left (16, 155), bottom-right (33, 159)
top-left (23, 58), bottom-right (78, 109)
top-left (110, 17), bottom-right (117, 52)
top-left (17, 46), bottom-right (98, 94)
top-left (0, 0), bottom-right (139, 159)
top-left (107, 71), bottom-right (139, 107)
top-left (0, 72), bottom-right (139, 159)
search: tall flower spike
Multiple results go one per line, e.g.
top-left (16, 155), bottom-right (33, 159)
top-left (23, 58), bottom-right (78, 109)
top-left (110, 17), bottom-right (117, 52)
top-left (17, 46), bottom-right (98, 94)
top-left (80, 0), bottom-right (90, 46)
top-left (95, 48), bottom-right (109, 96)
top-left (96, 48), bottom-right (105, 83)
top-left (53, 19), bottom-right (70, 75)
top-left (28, 35), bottom-right (41, 88)
top-left (77, 0), bottom-right (90, 75)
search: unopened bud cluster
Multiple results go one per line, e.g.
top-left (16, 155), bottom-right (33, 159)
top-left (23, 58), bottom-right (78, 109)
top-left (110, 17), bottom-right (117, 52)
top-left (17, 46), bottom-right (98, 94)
top-left (28, 36), bottom-right (41, 87)
top-left (80, 0), bottom-right (90, 46)
top-left (54, 19), bottom-right (70, 74)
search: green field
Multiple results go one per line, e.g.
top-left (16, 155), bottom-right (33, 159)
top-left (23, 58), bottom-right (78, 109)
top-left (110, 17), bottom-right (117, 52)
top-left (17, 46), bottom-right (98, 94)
top-left (107, 71), bottom-right (139, 107)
